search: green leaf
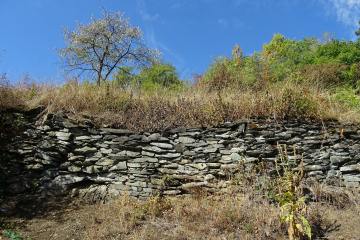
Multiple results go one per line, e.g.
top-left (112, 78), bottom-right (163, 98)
top-left (300, 215), bottom-right (312, 239)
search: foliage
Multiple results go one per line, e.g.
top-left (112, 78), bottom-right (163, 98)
top-left (60, 11), bottom-right (159, 85)
top-left (333, 85), bottom-right (360, 109)
top-left (201, 45), bottom-right (257, 90)
top-left (201, 34), bottom-right (360, 90)
top-left (113, 66), bottom-right (136, 90)
top-left (262, 34), bottom-right (318, 82)
top-left (2, 230), bottom-right (23, 240)
top-left (112, 63), bottom-right (184, 91)
top-left (137, 63), bottom-right (184, 91)
top-left (275, 144), bottom-right (312, 240)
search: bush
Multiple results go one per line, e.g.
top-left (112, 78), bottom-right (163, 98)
top-left (333, 86), bottom-right (360, 109)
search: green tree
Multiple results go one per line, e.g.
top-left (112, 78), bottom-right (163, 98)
top-left (262, 34), bottom-right (318, 81)
top-left (201, 45), bottom-right (248, 90)
top-left (113, 66), bottom-right (136, 90)
top-left (138, 63), bottom-right (183, 90)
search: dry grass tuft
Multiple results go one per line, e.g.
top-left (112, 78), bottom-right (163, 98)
top-left (9, 189), bottom-right (359, 240)
top-left (0, 78), bottom-right (25, 111)
top-left (2, 80), bottom-right (355, 131)
top-left (1, 77), bottom-right (360, 131)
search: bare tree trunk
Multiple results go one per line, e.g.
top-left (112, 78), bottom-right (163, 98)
top-left (96, 73), bottom-right (101, 86)
top-left (97, 64), bottom-right (103, 86)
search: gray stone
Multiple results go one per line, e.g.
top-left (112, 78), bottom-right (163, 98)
top-left (83, 165), bottom-right (102, 174)
top-left (163, 190), bottom-right (181, 195)
top-left (183, 151), bottom-right (196, 156)
top-left (178, 136), bottom-right (196, 144)
top-left (100, 128), bottom-right (133, 135)
top-left (343, 175), bottom-right (360, 182)
top-left (75, 146), bottom-right (97, 154)
top-left (39, 140), bottom-right (54, 150)
top-left (243, 157), bottom-right (259, 164)
top-left (127, 181), bottom-right (147, 187)
top-left (190, 163), bottom-right (207, 170)
top-left (17, 149), bottom-right (33, 155)
top-left (157, 153), bottom-right (181, 159)
top-left (230, 153), bottom-right (242, 161)
top-left (68, 155), bottom-right (85, 161)
top-left (142, 151), bottom-right (155, 157)
top-left (143, 146), bottom-right (167, 153)
top-left (91, 135), bottom-right (103, 140)
top-left (126, 151), bottom-right (141, 157)
top-left (84, 157), bottom-right (100, 164)
top-left (220, 150), bottom-right (231, 155)
top-left (128, 163), bottom-right (142, 168)
top-left (204, 174), bottom-right (215, 181)
top-left (109, 162), bottom-right (127, 171)
top-left (182, 182), bottom-right (208, 189)
top-left (207, 163), bottom-right (221, 168)
top-left (220, 155), bottom-right (232, 163)
top-left (100, 148), bottom-right (113, 154)
top-left (203, 147), bottom-right (218, 153)
top-left (304, 165), bottom-right (326, 172)
top-left (330, 156), bottom-right (351, 165)
top-left (340, 164), bottom-right (360, 173)
top-left (111, 183), bottom-right (130, 191)
top-left (53, 175), bottom-right (85, 185)
top-left (111, 136), bottom-right (129, 143)
top-left (150, 142), bottom-right (173, 149)
top-left (96, 158), bottom-right (115, 166)
top-left (230, 147), bottom-right (246, 153)
top-left (133, 157), bottom-right (159, 163)
top-left (148, 133), bottom-right (161, 141)
top-left (308, 171), bottom-right (324, 177)
top-left (180, 159), bottom-right (192, 164)
top-left (55, 131), bottom-right (72, 141)
top-left (68, 165), bottom-right (82, 172)
top-left (220, 164), bottom-right (239, 170)
top-left (26, 163), bottom-right (44, 170)
top-left (75, 136), bottom-right (92, 141)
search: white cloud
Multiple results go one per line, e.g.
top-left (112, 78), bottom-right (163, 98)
top-left (322, 0), bottom-right (360, 26)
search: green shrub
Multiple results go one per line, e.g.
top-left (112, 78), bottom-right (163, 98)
top-left (333, 86), bottom-right (360, 109)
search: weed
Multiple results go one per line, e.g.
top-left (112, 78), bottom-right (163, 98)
top-left (2, 229), bottom-right (23, 240)
top-left (275, 144), bottom-right (312, 240)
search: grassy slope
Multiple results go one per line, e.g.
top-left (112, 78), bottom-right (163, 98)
top-left (1, 80), bottom-right (360, 132)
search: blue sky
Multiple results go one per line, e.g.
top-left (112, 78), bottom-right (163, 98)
top-left (0, 0), bottom-right (360, 84)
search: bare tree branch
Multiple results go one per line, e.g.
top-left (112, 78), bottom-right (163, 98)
top-left (60, 11), bottom-right (159, 86)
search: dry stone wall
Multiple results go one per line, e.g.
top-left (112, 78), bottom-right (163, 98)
top-left (2, 111), bottom-right (360, 202)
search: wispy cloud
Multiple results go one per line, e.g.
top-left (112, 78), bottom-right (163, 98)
top-left (144, 26), bottom-right (187, 75)
top-left (170, 1), bottom-right (183, 9)
top-left (217, 17), bottom-right (245, 30)
top-left (136, 0), bottom-right (189, 78)
top-left (136, 0), bottom-right (160, 22)
top-left (217, 18), bottom-right (229, 28)
top-left (321, 0), bottom-right (360, 29)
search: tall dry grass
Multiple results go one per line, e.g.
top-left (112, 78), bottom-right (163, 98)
top-left (13, 186), bottom-right (360, 240)
top-left (0, 78), bottom-right (24, 111)
top-left (2, 79), bottom-right (359, 131)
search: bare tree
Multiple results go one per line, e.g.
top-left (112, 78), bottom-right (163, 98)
top-left (60, 11), bottom-right (159, 86)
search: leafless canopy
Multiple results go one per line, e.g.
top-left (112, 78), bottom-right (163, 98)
top-left (60, 11), bottom-right (159, 85)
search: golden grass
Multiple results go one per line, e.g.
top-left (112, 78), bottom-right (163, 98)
top-left (0, 85), bottom-right (25, 111)
top-left (10, 189), bottom-right (359, 240)
top-left (1, 79), bottom-right (360, 131)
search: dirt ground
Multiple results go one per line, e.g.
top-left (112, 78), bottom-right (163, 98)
top-left (1, 194), bottom-right (359, 240)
